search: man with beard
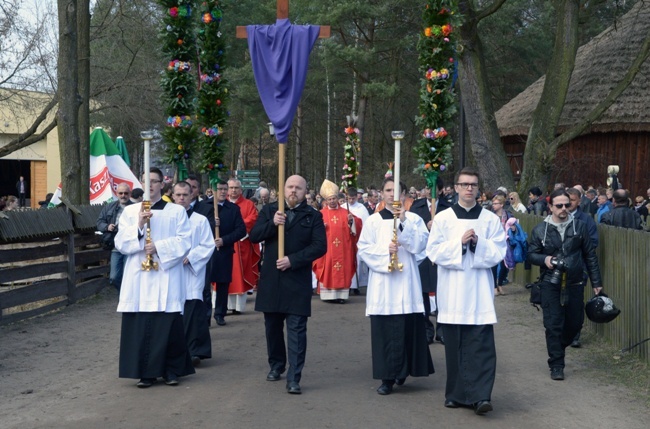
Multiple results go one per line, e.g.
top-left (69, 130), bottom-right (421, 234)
top-left (250, 175), bottom-right (327, 394)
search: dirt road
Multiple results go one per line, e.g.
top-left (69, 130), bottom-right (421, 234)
top-left (0, 285), bottom-right (646, 429)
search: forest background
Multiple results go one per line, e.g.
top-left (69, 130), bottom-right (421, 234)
top-left (0, 0), bottom-right (644, 202)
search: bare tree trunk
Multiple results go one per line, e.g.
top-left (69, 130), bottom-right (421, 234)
top-left (295, 104), bottom-right (303, 175)
top-left (457, 0), bottom-right (514, 192)
top-left (77, 0), bottom-right (90, 204)
top-left (519, 0), bottom-right (580, 195)
top-left (57, 0), bottom-right (82, 204)
top-left (325, 66), bottom-right (331, 180)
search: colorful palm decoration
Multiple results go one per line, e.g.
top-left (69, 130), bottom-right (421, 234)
top-left (196, 0), bottom-right (229, 187)
top-left (159, 0), bottom-right (197, 180)
top-left (415, 0), bottom-right (461, 191)
top-left (341, 115), bottom-right (361, 191)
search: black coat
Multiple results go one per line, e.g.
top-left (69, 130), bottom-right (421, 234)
top-left (601, 205), bottom-right (643, 230)
top-left (250, 200), bottom-right (327, 317)
top-left (408, 197), bottom-right (450, 293)
top-left (527, 217), bottom-right (602, 287)
top-left (205, 200), bottom-right (246, 283)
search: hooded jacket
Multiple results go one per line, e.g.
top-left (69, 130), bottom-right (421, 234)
top-left (527, 216), bottom-right (602, 287)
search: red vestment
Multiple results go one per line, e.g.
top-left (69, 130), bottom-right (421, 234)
top-left (230, 196), bottom-right (261, 294)
top-left (313, 206), bottom-right (362, 296)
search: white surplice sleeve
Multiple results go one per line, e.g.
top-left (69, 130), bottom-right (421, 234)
top-left (155, 207), bottom-right (192, 271)
top-left (397, 213), bottom-right (429, 263)
top-left (186, 216), bottom-right (216, 276)
top-left (426, 216), bottom-right (464, 270)
top-left (357, 215), bottom-right (391, 274)
top-left (471, 214), bottom-right (507, 269)
top-left (115, 203), bottom-right (144, 255)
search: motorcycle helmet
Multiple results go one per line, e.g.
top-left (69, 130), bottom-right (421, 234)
top-left (585, 293), bottom-right (620, 323)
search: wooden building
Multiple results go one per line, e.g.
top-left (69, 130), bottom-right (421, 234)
top-left (0, 89), bottom-right (61, 208)
top-left (495, 2), bottom-right (650, 197)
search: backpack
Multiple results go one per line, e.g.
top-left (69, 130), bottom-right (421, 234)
top-left (508, 223), bottom-right (528, 264)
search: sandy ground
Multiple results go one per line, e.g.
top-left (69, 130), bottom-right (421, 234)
top-left (0, 285), bottom-right (646, 429)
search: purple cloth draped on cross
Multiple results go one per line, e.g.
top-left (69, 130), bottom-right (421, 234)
top-left (247, 19), bottom-right (320, 143)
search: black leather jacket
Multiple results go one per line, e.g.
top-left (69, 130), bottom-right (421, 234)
top-left (527, 217), bottom-right (602, 287)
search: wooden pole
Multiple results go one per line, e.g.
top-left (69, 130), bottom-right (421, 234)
top-left (213, 185), bottom-right (220, 240)
top-left (278, 144), bottom-right (286, 258)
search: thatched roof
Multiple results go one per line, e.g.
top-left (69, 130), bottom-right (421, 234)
top-left (496, 2), bottom-right (650, 137)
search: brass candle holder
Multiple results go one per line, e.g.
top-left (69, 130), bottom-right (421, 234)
top-left (388, 201), bottom-right (404, 272)
top-left (141, 200), bottom-right (159, 271)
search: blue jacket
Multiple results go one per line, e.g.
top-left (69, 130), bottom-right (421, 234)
top-left (596, 201), bottom-right (612, 223)
top-left (571, 208), bottom-right (599, 248)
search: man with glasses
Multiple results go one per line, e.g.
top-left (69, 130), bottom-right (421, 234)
top-left (205, 180), bottom-right (246, 326)
top-left (527, 189), bottom-right (603, 381)
top-left (96, 183), bottom-right (133, 291)
top-left (426, 167), bottom-right (506, 415)
top-left (227, 178), bottom-right (261, 314)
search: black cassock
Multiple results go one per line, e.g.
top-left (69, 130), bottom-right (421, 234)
top-left (440, 204), bottom-right (497, 405)
top-left (119, 312), bottom-right (195, 379)
top-left (370, 314), bottom-right (434, 381)
top-left (183, 299), bottom-right (212, 359)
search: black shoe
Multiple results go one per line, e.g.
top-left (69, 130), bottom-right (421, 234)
top-left (427, 337), bottom-right (434, 345)
top-left (231, 310), bottom-right (241, 315)
top-left (570, 340), bottom-right (581, 348)
top-left (376, 381), bottom-right (394, 395)
top-left (266, 369), bottom-right (282, 381)
top-left (473, 400), bottom-right (493, 415)
top-left (164, 373), bottom-right (179, 386)
top-left (444, 399), bottom-right (460, 408)
top-left (550, 367), bottom-right (565, 380)
top-left (351, 289), bottom-right (361, 296)
top-left (395, 377), bottom-right (406, 386)
top-left (216, 316), bottom-right (226, 326)
top-left (191, 356), bottom-right (201, 367)
top-left (336, 299), bottom-right (346, 304)
top-left (286, 381), bottom-right (301, 394)
top-left (435, 335), bottom-right (445, 345)
top-left (136, 378), bottom-right (155, 388)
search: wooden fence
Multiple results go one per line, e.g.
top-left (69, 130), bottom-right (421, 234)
top-left (512, 213), bottom-right (650, 362)
top-left (0, 204), bottom-right (111, 325)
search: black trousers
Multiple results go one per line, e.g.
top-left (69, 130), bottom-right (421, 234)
top-left (540, 281), bottom-right (585, 369)
top-left (422, 292), bottom-right (436, 342)
top-left (443, 324), bottom-right (496, 405)
top-left (264, 312), bottom-right (308, 383)
top-left (214, 282), bottom-right (230, 318)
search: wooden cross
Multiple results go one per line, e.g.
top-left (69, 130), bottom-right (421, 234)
top-left (332, 238), bottom-right (341, 248)
top-left (333, 262), bottom-right (342, 271)
top-left (236, 0), bottom-right (331, 39)
top-left (236, 0), bottom-right (330, 259)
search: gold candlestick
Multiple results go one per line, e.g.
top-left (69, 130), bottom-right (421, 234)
top-left (388, 201), bottom-right (404, 272)
top-left (141, 200), bottom-right (159, 271)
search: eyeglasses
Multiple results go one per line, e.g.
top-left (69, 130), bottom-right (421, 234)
top-left (456, 183), bottom-right (479, 190)
top-left (553, 203), bottom-right (571, 209)
top-left (150, 179), bottom-right (162, 184)
top-left (117, 192), bottom-right (130, 195)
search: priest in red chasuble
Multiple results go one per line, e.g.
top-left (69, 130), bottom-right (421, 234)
top-left (228, 179), bottom-right (261, 313)
top-left (313, 180), bottom-right (362, 303)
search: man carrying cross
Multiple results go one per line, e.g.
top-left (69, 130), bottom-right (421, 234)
top-left (238, 1), bottom-right (329, 394)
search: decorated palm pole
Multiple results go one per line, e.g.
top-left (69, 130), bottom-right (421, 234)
top-left (341, 115), bottom-right (361, 192)
top-left (159, 0), bottom-right (197, 181)
top-left (415, 0), bottom-right (460, 220)
top-left (196, 0), bottom-right (229, 238)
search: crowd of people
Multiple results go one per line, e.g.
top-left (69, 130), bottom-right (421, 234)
top-left (90, 166), bottom-right (647, 417)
